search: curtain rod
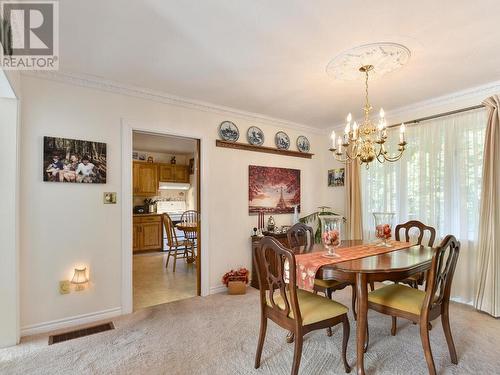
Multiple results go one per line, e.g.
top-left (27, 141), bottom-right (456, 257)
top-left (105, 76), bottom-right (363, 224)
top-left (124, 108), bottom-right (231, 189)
top-left (387, 104), bottom-right (486, 129)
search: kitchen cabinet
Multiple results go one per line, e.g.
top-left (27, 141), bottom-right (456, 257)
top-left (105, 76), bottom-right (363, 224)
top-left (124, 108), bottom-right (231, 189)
top-left (133, 161), bottom-right (158, 196)
top-left (133, 214), bottom-right (163, 252)
top-left (159, 164), bottom-right (189, 183)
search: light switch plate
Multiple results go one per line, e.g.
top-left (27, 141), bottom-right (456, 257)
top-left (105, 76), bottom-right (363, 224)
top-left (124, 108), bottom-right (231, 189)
top-left (103, 192), bottom-right (117, 204)
top-left (59, 280), bottom-right (71, 294)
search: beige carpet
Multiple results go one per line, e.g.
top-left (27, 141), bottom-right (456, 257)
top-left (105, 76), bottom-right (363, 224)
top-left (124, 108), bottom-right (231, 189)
top-left (1, 287), bottom-right (499, 375)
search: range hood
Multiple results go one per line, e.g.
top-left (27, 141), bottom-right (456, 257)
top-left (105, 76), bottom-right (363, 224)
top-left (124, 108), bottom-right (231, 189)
top-left (159, 182), bottom-right (191, 190)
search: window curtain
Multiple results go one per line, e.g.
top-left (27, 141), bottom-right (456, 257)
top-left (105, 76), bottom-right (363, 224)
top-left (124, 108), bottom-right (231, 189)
top-left (345, 160), bottom-right (363, 240)
top-left (474, 95), bottom-right (500, 317)
top-left (361, 108), bottom-right (487, 304)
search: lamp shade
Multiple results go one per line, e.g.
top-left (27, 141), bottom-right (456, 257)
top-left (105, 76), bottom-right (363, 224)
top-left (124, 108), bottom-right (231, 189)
top-left (71, 267), bottom-right (88, 284)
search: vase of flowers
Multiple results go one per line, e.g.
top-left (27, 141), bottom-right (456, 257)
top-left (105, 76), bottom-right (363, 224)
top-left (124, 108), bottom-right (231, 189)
top-left (319, 215), bottom-right (343, 257)
top-left (373, 212), bottom-right (395, 247)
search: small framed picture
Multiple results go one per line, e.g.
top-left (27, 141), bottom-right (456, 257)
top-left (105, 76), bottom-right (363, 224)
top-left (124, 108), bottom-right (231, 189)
top-left (328, 168), bottom-right (345, 187)
top-left (132, 151), bottom-right (139, 160)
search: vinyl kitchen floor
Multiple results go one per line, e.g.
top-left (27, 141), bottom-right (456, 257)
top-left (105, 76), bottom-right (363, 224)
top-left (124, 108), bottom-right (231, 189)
top-left (133, 251), bottom-right (197, 311)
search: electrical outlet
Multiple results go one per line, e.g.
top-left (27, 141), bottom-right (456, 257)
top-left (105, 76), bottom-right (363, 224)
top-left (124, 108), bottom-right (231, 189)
top-left (103, 192), bottom-right (117, 204)
top-left (59, 280), bottom-right (71, 294)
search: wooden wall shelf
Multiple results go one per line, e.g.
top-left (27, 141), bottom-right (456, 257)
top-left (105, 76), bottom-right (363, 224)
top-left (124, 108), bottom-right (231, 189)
top-left (216, 140), bottom-right (313, 159)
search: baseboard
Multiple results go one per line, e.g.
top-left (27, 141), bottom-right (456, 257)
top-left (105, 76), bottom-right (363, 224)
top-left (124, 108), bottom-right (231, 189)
top-left (20, 307), bottom-right (122, 337)
top-left (209, 284), bottom-right (227, 295)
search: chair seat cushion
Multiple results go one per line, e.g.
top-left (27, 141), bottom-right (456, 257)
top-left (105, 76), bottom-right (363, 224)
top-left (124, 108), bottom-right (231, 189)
top-left (267, 289), bottom-right (348, 325)
top-left (314, 278), bottom-right (344, 289)
top-left (368, 284), bottom-right (425, 315)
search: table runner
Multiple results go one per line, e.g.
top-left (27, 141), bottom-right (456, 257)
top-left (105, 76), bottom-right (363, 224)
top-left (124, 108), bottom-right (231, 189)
top-left (294, 240), bottom-right (412, 291)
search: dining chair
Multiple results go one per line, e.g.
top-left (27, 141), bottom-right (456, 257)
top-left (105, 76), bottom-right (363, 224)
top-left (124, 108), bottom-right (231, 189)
top-left (254, 236), bottom-right (351, 375)
top-left (286, 223), bottom-right (353, 309)
top-left (163, 213), bottom-right (194, 272)
top-left (395, 220), bottom-right (437, 289)
top-left (365, 235), bottom-right (460, 375)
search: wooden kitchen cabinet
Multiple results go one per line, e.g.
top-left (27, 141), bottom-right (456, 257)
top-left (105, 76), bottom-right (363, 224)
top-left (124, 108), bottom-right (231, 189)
top-left (133, 161), bottom-right (158, 196)
top-left (133, 215), bottom-right (163, 252)
top-left (158, 164), bottom-right (189, 183)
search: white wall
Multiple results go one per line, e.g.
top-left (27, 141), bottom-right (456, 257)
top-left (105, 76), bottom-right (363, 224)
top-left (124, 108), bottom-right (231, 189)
top-left (19, 74), bottom-right (343, 333)
top-left (0, 97), bottom-right (20, 347)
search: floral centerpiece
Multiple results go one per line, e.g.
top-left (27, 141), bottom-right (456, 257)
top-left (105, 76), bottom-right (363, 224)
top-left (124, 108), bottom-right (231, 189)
top-left (322, 229), bottom-right (340, 248)
top-left (373, 212), bottom-right (395, 247)
top-left (375, 224), bottom-right (391, 240)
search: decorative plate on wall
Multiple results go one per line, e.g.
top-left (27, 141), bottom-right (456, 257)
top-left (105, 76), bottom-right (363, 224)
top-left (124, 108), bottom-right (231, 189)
top-left (218, 121), bottom-right (239, 142)
top-left (247, 126), bottom-right (264, 146)
top-left (296, 136), bottom-right (310, 153)
top-left (275, 131), bottom-right (290, 150)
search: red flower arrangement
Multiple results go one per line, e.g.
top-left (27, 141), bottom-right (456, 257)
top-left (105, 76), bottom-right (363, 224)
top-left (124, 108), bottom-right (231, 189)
top-left (376, 224), bottom-right (392, 240)
top-left (222, 267), bottom-right (249, 287)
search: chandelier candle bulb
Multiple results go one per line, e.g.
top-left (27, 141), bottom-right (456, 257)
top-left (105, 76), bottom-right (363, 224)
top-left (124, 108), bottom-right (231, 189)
top-left (353, 121), bottom-right (359, 139)
top-left (347, 113), bottom-right (352, 123)
top-left (400, 123), bottom-right (406, 143)
top-left (379, 108), bottom-right (385, 119)
top-left (330, 130), bottom-right (336, 148)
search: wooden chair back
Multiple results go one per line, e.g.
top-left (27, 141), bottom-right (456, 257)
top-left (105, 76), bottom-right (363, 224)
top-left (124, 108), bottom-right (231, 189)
top-left (181, 210), bottom-right (198, 223)
top-left (254, 236), bottom-right (302, 325)
top-left (395, 220), bottom-right (436, 247)
top-left (422, 235), bottom-right (460, 314)
top-left (286, 223), bottom-right (314, 250)
top-left (163, 213), bottom-right (179, 247)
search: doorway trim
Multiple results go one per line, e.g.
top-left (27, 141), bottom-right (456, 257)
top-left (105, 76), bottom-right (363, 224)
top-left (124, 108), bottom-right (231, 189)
top-left (121, 119), bottom-right (210, 314)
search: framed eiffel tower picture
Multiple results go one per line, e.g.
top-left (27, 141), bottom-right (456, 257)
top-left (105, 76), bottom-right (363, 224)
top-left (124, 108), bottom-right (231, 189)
top-left (248, 165), bottom-right (300, 214)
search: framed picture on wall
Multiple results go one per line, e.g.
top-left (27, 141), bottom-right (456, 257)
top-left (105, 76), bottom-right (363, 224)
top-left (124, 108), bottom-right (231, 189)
top-left (43, 136), bottom-right (107, 183)
top-left (249, 165), bottom-right (300, 214)
top-left (328, 168), bottom-right (345, 187)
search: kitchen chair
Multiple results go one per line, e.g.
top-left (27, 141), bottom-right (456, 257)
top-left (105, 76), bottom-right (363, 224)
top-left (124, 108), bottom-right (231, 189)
top-left (254, 236), bottom-right (351, 375)
top-left (366, 235), bottom-right (460, 375)
top-left (395, 220), bottom-right (437, 289)
top-left (163, 213), bottom-right (194, 272)
top-left (180, 210), bottom-right (198, 243)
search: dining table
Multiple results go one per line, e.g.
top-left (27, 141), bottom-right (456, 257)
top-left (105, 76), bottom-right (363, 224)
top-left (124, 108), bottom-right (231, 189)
top-left (293, 240), bottom-right (435, 375)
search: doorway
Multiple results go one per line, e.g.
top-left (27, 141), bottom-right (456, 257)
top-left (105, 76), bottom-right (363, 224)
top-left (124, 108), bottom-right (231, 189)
top-left (131, 131), bottom-right (201, 311)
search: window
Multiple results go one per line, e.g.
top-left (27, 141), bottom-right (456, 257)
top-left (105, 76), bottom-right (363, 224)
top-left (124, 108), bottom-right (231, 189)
top-left (361, 108), bottom-right (486, 304)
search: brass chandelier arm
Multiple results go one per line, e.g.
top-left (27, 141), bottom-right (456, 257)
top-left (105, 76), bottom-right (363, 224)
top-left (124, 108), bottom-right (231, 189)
top-left (376, 143), bottom-right (407, 163)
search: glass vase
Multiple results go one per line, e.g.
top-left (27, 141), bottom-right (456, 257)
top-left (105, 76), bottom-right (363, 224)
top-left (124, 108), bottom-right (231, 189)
top-left (319, 215), bottom-right (343, 257)
top-left (373, 212), bottom-right (395, 247)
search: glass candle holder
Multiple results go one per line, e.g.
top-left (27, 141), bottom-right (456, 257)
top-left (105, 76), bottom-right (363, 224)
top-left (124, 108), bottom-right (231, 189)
top-left (319, 215), bottom-right (343, 257)
top-left (373, 212), bottom-right (395, 247)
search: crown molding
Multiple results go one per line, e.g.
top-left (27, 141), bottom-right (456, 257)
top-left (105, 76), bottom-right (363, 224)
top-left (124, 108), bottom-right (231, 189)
top-left (21, 71), bottom-right (327, 135)
top-left (328, 79), bottom-right (500, 132)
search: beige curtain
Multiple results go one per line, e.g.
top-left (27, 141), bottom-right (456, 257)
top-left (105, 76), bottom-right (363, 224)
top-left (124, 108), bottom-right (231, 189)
top-left (345, 161), bottom-right (363, 240)
top-left (474, 95), bottom-right (500, 317)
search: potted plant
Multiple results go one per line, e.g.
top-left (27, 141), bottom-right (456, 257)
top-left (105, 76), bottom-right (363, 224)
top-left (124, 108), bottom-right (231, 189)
top-left (222, 267), bottom-right (249, 295)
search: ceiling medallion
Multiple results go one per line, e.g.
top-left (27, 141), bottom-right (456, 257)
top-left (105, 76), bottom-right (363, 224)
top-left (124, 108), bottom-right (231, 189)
top-left (326, 42), bottom-right (411, 81)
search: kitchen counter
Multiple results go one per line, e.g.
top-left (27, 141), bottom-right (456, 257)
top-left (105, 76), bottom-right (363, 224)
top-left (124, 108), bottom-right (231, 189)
top-left (133, 213), bottom-right (163, 217)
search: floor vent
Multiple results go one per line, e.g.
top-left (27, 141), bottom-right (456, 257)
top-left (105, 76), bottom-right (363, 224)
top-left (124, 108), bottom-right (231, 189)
top-left (48, 322), bottom-right (115, 345)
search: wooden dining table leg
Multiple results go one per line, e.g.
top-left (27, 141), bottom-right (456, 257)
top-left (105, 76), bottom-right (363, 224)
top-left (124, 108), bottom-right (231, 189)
top-left (355, 272), bottom-right (368, 375)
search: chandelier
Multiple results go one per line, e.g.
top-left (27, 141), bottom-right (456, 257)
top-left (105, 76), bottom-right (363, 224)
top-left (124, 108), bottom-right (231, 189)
top-left (329, 64), bottom-right (407, 167)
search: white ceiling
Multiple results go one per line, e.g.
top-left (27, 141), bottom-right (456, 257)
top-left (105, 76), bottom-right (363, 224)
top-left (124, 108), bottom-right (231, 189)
top-left (59, 0), bottom-right (500, 128)
top-left (133, 132), bottom-right (196, 155)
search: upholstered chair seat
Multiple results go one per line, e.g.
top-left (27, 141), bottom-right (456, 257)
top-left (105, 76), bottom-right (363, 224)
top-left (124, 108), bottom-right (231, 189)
top-left (368, 284), bottom-right (426, 316)
top-left (267, 289), bottom-right (348, 325)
